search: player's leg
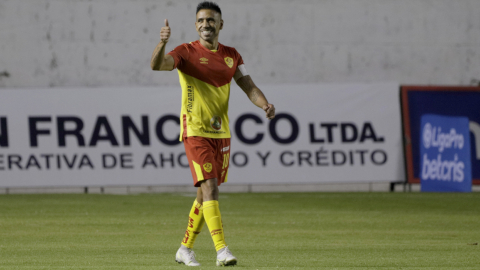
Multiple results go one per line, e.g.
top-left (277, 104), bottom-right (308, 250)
top-left (175, 187), bottom-right (205, 266)
top-left (200, 178), bottom-right (223, 249)
top-left (199, 178), bottom-right (236, 266)
top-left (202, 138), bottom-right (236, 266)
top-left (200, 138), bottom-right (224, 250)
top-left (181, 188), bottom-right (205, 248)
top-left (176, 138), bottom-right (210, 266)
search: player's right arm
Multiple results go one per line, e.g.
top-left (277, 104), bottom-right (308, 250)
top-left (150, 19), bottom-right (175, 71)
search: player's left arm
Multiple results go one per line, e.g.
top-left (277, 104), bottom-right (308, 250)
top-left (234, 67), bottom-right (275, 120)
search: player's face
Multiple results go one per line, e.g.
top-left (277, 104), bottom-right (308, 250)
top-left (195, 9), bottom-right (223, 43)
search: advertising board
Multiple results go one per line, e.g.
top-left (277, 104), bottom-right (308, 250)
top-left (401, 86), bottom-right (480, 185)
top-left (0, 83), bottom-right (404, 187)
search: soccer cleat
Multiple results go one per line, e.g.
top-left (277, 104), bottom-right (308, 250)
top-left (175, 246), bottom-right (201, 266)
top-left (216, 246), bottom-right (237, 266)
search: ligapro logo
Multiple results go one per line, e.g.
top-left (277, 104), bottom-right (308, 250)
top-left (422, 123), bottom-right (465, 152)
top-left (423, 121), bottom-right (480, 160)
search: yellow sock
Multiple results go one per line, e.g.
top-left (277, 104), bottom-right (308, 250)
top-left (181, 199), bottom-right (205, 249)
top-left (203, 200), bottom-right (226, 251)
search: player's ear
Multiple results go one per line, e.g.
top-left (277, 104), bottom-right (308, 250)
top-left (220, 19), bottom-right (224, 30)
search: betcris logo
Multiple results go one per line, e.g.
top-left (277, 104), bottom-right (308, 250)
top-left (420, 114), bottom-right (472, 192)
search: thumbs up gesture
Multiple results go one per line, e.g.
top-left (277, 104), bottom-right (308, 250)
top-left (160, 19), bottom-right (171, 42)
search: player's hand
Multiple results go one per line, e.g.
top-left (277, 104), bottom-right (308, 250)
top-left (263, 104), bottom-right (275, 120)
top-left (160, 19), bottom-right (171, 42)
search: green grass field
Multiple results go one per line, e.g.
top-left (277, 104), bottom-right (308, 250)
top-left (0, 192), bottom-right (479, 269)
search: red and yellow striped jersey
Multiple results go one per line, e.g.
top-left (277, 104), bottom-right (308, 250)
top-left (168, 40), bottom-right (244, 141)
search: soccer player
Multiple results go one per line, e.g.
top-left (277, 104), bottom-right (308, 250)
top-left (150, 1), bottom-right (275, 267)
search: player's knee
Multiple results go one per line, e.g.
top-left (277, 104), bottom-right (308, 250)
top-left (200, 178), bottom-right (219, 201)
top-left (203, 184), bottom-right (217, 197)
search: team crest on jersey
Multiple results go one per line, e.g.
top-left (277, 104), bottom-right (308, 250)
top-left (200, 57), bottom-right (209, 64)
top-left (203, 163), bottom-right (212, 173)
top-left (224, 57), bottom-right (234, 68)
top-left (210, 116), bottom-right (222, 131)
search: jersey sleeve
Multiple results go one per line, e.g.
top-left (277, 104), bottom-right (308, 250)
top-left (167, 44), bottom-right (190, 70)
top-left (235, 49), bottom-right (244, 67)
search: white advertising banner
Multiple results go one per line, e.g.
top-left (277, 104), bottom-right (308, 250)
top-left (0, 83), bottom-right (404, 187)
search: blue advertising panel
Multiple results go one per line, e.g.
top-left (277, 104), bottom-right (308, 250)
top-left (401, 87), bottom-right (480, 185)
top-left (420, 115), bottom-right (471, 192)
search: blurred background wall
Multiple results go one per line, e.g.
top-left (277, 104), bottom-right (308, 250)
top-left (0, 0), bottom-right (479, 88)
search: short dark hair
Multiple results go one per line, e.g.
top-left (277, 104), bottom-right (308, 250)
top-left (196, 1), bottom-right (222, 15)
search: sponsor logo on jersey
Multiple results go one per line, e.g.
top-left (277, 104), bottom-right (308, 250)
top-left (200, 57), bottom-right (209, 64)
top-left (187, 85), bottom-right (194, 113)
top-left (203, 163), bottom-right (212, 173)
top-left (224, 57), bottom-right (234, 68)
top-left (210, 116), bottom-right (222, 130)
top-left (221, 146), bottom-right (230, 152)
